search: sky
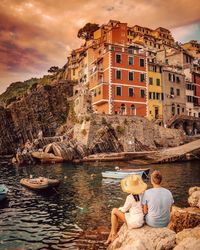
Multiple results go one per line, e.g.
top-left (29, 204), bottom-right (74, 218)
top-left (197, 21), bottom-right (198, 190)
top-left (0, 0), bottom-right (200, 94)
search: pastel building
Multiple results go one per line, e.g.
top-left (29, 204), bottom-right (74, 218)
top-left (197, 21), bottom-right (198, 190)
top-left (148, 60), bottom-right (163, 121)
top-left (89, 43), bottom-right (147, 116)
top-left (162, 66), bottom-right (186, 124)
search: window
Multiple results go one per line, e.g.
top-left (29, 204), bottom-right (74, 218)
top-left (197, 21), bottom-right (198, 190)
top-left (172, 74), bottom-right (175, 82)
top-left (156, 79), bottom-right (160, 86)
top-left (140, 74), bottom-right (145, 82)
top-left (129, 88), bottom-right (134, 97)
top-left (140, 58), bottom-right (145, 67)
top-left (116, 86), bottom-right (122, 96)
top-left (161, 93), bottom-right (164, 100)
top-left (168, 73), bottom-right (171, 81)
top-left (128, 49), bottom-right (133, 54)
top-left (149, 77), bottom-right (153, 85)
top-left (128, 71), bottom-right (134, 81)
top-left (176, 89), bottom-right (180, 96)
top-left (149, 92), bottom-right (153, 99)
top-left (156, 93), bottom-right (160, 100)
top-left (153, 92), bottom-right (155, 99)
top-left (176, 76), bottom-right (180, 83)
top-left (128, 56), bottom-right (134, 65)
top-left (170, 87), bottom-right (174, 95)
top-left (116, 54), bottom-right (121, 64)
top-left (116, 70), bottom-right (121, 80)
top-left (182, 108), bottom-right (185, 113)
top-left (140, 89), bottom-right (145, 98)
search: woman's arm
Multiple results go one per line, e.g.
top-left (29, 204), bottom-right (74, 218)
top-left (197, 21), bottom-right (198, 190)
top-left (119, 196), bottom-right (131, 213)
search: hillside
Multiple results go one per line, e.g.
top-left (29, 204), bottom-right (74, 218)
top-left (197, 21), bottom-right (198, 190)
top-left (0, 64), bottom-right (68, 106)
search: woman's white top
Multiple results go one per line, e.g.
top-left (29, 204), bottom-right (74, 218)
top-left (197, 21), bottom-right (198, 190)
top-left (119, 194), bottom-right (144, 229)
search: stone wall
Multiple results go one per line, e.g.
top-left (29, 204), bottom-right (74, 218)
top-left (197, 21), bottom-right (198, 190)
top-left (73, 114), bottom-right (185, 151)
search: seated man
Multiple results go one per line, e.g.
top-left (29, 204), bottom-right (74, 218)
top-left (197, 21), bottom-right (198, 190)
top-left (142, 170), bottom-right (174, 227)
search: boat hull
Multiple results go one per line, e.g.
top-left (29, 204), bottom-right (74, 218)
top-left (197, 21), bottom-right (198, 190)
top-left (102, 168), bottom-right (150, 179)
top-left (20, 178), bottom-right (60, 190)
top-left (0, 185), bottom-right (8, 201)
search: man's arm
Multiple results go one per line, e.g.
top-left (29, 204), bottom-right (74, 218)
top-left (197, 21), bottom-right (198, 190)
top-left (143, 204), bottom-right (148, 215)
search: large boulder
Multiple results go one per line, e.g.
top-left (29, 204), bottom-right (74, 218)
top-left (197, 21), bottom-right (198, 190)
top-left (188, 187), bottom-right (200, 208)
top-left (168, 206), bottom-right (200, 233)
top-left (188, 186), bottom-right (200, 196)
top-left (174, 226), bottom-right (200, 250)
top-left (176, 226), bottom-right (200, 244)
top-left (174, 237), bottom-right (200, 250)
top-left (107, 224), bottom-right (176, 250)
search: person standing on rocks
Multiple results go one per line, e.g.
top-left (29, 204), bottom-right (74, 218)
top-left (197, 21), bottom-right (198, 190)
top-left (105, 175), bottom-right (147, 244)
top-left (142, 170), bottom-right (174, 227)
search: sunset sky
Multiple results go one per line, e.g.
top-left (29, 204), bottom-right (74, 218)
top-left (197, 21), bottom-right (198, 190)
top-left (0, 0), bottom-right (200, 94)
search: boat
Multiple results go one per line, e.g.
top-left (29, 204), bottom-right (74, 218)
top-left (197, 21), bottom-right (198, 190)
top-left (0, 184), bottom-right (9, 201)
top-left (102, 168), bottom-right (150, 179)
top-left (31, 152), bottom-right (63, 164)
top-left (20, 177), bottom-right (60, 190)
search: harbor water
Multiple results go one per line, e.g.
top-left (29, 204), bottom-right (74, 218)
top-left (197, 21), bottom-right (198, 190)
top-left (0, 161), bottom-right (200, 249)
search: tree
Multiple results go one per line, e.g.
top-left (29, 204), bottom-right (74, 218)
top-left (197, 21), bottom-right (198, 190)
top-left (77, 23), bottom-right (99, 41)
top-left (48, 66), bottom-right (60, 74)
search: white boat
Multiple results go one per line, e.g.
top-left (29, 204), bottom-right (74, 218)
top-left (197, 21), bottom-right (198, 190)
top-left (0, 184), bottom-right (9, 201)
top-left (20, 177), bottom-right (60, 190)
top-left (102, 168), bottom-right (150, 179)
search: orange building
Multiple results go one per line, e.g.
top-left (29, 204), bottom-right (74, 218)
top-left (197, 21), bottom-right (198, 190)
top-left (89, 43), bottom-right (147, 116)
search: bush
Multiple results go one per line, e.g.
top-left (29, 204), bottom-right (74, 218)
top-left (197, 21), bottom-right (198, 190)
top-left (101, 117), bottom-right (107, 125)
top-left (124, 118), bottom-right (128, 125)
top-left (116, 125), bottom-right (125, 135)
top-left (85, 116), bottom-right (90, 122)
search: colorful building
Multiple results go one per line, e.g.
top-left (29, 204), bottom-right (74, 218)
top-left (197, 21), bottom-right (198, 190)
top-left (89, 43), bottom-right (147, 116)
top-left (162, 66), bottom-right (186, 124)
top-left (148, 61), bottom-right (163, 121)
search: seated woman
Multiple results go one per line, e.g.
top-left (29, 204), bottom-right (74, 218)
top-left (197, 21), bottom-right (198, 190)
top-left (105, 175), bottom-right (147, 244)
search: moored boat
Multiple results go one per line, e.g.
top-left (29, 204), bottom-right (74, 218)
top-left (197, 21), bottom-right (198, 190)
top-left (102, 168), bottom-right (150, 179)
top-left (0, 184), bottom-right (9, 201)
top-left (20, 177), bottom-right (60, 190)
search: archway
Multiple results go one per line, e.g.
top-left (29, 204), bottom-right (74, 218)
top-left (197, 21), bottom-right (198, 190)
top-left (120, 104), bottom-right (126, 115)
top-left (130, 104), bottom-right (136, 115)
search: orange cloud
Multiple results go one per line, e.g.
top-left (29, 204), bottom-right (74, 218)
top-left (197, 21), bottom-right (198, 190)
top-left (0, 0), bottom-right (200, 93)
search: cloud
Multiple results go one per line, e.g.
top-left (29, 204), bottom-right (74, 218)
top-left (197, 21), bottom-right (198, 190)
top-left (0, 0), bottom-right (200, 93)
top-left (172, 22), bottom-right (200, 43)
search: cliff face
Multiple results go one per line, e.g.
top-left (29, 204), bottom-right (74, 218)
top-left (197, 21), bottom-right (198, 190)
top-left (0, 81), bottom-right (73, 155)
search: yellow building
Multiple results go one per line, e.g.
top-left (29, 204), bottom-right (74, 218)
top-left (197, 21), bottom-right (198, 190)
top-left (148, 62), bottom-right (163, 121)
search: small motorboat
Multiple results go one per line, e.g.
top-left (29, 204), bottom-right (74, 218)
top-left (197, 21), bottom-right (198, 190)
top-left (0, 184), bottom-right (9, 201)
top-left (20, 177), bottom-right (60, 190)
top-left (102, 168), bottom-right (150, 180)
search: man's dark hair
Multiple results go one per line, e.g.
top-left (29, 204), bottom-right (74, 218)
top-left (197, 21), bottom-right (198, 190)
top-left (151, 170), bottom-right (162, 184)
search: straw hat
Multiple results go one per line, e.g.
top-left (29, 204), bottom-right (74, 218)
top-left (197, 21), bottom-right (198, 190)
top-left (121, 175), bottom-right (147, 194)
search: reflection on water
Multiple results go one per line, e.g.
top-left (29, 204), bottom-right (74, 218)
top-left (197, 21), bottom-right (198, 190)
top-left (0, 160), bottom-right (199, 249)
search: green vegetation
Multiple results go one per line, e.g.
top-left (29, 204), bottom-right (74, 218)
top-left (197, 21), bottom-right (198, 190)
top-left (0, 78), bottom-right (39, 106)
top-left (116, 125), bottom-right (125, 135)
top-left (85, 116), bottom-right (90, 122)
top-left (101, 117), bottom-right (107, 125)
top-left (0, 66), bottom-right (65, 106)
